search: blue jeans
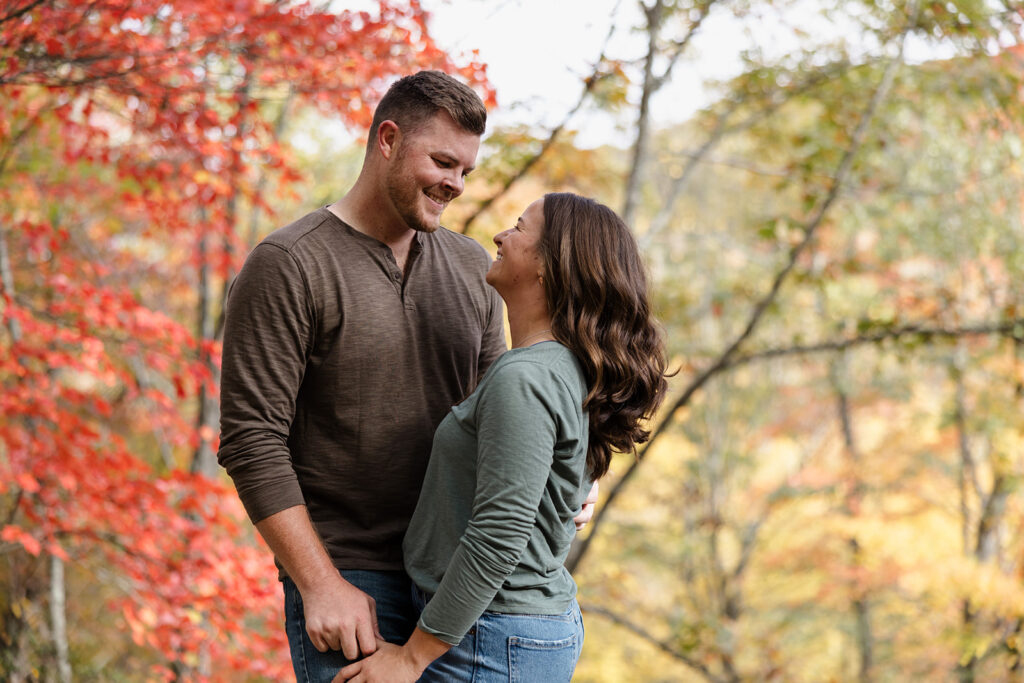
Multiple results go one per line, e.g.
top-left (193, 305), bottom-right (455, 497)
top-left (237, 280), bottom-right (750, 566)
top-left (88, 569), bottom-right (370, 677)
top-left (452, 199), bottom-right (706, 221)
top-left (283, 570), bottom-right (417, 683)
top-left (414, 587), bottom-right (584, 683)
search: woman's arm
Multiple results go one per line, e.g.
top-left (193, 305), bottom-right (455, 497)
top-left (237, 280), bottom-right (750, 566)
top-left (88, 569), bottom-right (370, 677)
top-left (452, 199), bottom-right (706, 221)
top-left (416, 362), bottom-right (566, 643)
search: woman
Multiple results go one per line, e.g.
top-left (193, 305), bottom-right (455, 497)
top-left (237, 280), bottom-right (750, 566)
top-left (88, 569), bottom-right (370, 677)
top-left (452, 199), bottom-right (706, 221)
top-left (339, 193), bottom-right (668, 682)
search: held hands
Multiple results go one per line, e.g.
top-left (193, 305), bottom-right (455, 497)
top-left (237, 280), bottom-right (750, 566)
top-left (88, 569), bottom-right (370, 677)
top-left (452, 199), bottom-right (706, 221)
top-left (303, 576), bottom-right (381, 661)
top-left (334, 627), bottom-right (451, 683)
top-left (333, 640), bottom-right (424, 683)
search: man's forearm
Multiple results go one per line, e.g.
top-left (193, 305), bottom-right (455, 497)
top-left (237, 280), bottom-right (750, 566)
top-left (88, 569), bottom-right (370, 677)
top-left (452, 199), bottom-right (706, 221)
top-left (260, 505), bottom-right (381, 657)
top-left (255, 504), bottom-right (340, 593)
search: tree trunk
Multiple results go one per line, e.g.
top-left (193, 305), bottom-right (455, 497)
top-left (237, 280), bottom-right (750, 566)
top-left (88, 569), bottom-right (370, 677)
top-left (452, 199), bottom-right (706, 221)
top-left (621, 0), bottom-right (662, 227)
top-left (2, 555), bottom-right (32, 683)
top-left (951, 346), bottom-right (976, 683)
top-left (191, 221), bottom-right (218, 477)
top-left (48, 555), bottom-right (71, 683)
top-left (831, 349), bottom-right (873, 683)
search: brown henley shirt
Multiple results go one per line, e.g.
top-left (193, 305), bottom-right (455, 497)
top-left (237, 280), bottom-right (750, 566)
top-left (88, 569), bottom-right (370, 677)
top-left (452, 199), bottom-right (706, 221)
top-left (217, 207), bottom-right (506, 573)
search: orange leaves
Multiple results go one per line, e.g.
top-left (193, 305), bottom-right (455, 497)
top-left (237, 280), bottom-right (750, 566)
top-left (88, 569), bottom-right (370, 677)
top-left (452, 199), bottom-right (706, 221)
top-left (1, 525), bottom-right (41, 556)
top-left (14, 472), bottom-right (41, 494)
top-left (1, 0), bottom-right (492, 676)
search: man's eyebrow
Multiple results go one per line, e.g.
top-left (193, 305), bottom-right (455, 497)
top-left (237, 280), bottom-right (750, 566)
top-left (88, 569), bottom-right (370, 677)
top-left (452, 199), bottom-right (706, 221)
top-left (435, 151), bottom-right (474, 173)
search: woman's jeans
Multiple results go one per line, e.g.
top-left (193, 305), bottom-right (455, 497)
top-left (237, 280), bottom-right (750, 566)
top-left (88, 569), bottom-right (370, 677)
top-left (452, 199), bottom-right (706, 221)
top-left (283, 570), bottom-right (417, 683)
top-left (414, 586), bottom-right (584, 683)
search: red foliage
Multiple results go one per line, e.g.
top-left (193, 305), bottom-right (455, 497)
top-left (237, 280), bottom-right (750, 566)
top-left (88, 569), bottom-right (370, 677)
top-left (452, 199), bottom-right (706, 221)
top-left (0, 0), bottom-right (492, 677)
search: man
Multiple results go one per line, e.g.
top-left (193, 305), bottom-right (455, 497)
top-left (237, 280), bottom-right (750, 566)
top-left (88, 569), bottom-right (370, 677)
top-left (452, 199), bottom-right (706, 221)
top-left (217, 71), bottom-right (506, 682)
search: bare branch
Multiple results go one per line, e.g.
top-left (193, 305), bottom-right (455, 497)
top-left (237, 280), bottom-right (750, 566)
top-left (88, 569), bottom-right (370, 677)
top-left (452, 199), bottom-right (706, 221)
top-left (640, 97), bottom-right (742, 247)
top-left (725, 319), bottom-right (1024, 370)
top-left (622, 0), bottom-right (662, 225)
top-left (653, 1), bottom-right (714, 89)
top-left (731, 518), bottom-right (765, 581)
top-left (581, 603), bottom-right (722, 682)
top-left (0, 0), bottom-right (46, 26)
top-left (458, 7), bottom-right (621, 234)
top-left (642, 59), bottom-right (855, 246)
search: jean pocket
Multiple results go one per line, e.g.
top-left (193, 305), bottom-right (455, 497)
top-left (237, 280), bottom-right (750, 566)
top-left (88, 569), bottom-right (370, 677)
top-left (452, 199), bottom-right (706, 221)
top-left (508, 633), bottom-right (579, 683)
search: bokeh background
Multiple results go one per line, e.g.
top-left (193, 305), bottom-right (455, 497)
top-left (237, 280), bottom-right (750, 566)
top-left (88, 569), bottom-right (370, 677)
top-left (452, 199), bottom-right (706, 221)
top-left (2, 0), bottom-right (1024, 680)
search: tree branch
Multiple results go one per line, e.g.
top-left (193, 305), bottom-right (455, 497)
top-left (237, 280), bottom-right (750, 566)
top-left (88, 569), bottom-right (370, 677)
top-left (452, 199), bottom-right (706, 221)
top-left (653, 0), bottom-right (714, 90)
top-left (724, 319), bottom-right (1024, 370)
top-left (458, 10), bottom-right (620, 235)
top-left (581, 603), bottom-right (722, 682)
top-left (0, 0), bottom-right (46, 26)
top-left (568, 14), bottom-right (915, 571)
top-left (642, 58), bottom-right (855, 246)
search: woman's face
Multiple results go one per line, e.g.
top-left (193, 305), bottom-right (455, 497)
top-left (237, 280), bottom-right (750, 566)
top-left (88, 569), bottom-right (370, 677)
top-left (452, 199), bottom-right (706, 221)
top-left (486, 198), bottom-right (545, 296)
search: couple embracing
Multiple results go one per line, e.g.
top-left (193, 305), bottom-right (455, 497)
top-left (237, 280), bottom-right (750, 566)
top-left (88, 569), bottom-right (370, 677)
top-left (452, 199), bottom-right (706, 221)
top-left (218, 70), bottom-right (668, 683)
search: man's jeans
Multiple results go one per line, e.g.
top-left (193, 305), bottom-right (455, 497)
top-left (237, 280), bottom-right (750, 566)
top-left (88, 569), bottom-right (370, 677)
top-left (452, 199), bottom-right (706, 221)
top-left (414, 586), bottom-right (584, 683)
top-left (283, 570), bottom-right (417, 683)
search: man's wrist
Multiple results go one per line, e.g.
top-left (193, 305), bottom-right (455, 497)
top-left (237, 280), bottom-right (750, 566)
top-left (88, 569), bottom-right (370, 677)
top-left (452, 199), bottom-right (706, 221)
top-left (293, 565), bottom-right (345, 596)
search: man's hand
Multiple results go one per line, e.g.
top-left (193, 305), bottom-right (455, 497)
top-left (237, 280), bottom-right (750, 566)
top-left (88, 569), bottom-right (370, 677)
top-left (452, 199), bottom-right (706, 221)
top-left (254, 507), bottom-right (382, 660)
top-left (303, 577), bottom-right (381, 660)
top-left (574, 480), bottom-right (600, 530)
top-left (334, 641), bottom-right (422, 683)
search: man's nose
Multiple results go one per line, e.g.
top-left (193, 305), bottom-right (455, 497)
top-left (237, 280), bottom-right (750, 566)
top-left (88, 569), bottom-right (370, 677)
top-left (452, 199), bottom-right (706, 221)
top-left (441, 171), bottom-right (464, 196)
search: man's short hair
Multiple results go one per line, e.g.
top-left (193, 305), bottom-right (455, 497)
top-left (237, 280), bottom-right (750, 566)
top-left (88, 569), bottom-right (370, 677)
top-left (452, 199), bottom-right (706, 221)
top-left (368, 70), bottom-right (487, 147)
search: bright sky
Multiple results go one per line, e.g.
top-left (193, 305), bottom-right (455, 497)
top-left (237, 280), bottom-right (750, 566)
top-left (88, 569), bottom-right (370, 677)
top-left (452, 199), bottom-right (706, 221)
top-left (419, 0), bottom-right (965, 148)
top-left (422, 0), bottom-right (735, 147)
top-left (333, 0), bottom-right (754, 147)
top-left (323, 0), bottom-right (969, 151)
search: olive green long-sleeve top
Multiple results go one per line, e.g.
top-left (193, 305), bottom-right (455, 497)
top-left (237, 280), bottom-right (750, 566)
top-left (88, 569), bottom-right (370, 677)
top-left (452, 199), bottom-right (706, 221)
top-left (402, 341), bottom-right (591, 645)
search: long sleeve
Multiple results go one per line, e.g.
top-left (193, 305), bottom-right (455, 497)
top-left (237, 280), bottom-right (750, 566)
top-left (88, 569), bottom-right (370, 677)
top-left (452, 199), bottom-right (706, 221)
top-left (417, 363), bottom-right (574, 644)
top-left (217, 243), bottom-right (314, 523)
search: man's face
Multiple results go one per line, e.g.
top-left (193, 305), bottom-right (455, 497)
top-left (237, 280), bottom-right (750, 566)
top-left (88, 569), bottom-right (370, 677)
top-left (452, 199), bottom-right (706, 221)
top-left (384, 112), bottom-right (480, 233)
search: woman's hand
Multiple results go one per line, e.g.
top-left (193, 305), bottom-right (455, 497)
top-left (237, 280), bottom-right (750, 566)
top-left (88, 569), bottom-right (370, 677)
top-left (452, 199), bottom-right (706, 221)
top-left (333, 641), bottom-right (421, 683)
top-left (334, 628), bottom-right (450, 682)
top-left (575, 480), bottom-right (599, 530)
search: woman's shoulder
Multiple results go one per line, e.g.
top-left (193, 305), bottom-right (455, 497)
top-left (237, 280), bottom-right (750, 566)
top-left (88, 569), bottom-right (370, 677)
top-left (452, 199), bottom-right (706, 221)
top-left (484, 343), bottom-right (585, 397)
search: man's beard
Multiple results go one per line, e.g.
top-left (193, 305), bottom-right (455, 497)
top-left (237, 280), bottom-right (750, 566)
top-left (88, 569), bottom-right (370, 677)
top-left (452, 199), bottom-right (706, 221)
top-left (386, 157), bottom-right (442, 233)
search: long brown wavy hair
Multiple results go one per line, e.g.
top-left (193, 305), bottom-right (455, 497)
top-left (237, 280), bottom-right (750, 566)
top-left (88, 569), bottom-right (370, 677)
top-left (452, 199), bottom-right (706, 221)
top-left (539, 193), bottom-right (669, 480)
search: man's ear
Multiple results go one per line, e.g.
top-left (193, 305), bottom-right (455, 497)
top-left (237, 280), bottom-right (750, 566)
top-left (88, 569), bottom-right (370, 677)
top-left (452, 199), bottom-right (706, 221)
top-left (376, 120), bottom-right (400, 160)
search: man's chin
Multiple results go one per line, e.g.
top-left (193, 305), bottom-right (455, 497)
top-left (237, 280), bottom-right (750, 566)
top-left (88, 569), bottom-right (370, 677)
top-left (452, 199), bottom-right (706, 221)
top-left (400, 210), bottom-right (441, 233)
top-left (411, 221), bottom-right (441, 233)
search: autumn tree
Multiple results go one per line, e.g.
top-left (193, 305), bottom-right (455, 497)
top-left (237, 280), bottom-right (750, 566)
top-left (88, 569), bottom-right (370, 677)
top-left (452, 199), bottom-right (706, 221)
top-left (0, 0), bottom-right (491, 679)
